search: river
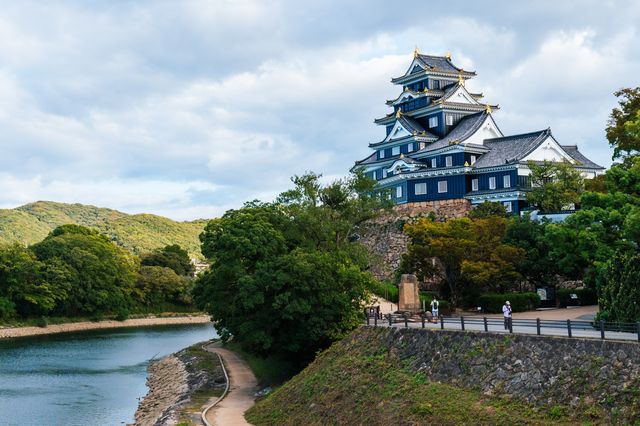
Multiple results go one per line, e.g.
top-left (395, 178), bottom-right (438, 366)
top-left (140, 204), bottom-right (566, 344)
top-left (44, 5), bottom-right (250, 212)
top-left (0, 323), bottom-right (216, 426)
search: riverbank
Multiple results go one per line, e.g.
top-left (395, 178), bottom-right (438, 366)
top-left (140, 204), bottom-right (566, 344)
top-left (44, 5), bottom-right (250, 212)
top-left (134, 343), bottom-right (227, 426)
top-left (0, 314), bottom-right (211, 339)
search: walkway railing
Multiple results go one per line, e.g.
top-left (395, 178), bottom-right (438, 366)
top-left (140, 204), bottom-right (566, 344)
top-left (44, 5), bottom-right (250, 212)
top-left (364, 311), bottom-right (640, 342)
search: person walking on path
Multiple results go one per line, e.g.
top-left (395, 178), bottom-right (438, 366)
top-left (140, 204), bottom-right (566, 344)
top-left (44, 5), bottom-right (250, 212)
top-left (430, 297), bottom-right (439, 319)
top-left (503, 301), bottom-right (512, 331)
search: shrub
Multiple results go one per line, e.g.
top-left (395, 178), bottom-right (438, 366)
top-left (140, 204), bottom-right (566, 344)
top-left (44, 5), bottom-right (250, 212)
top-left (556, 288), bottom-right (598, 307)
top-left (477, 292), bottom-right (540, 313)
top-left (115, 308), bottom-right (129, 321)
top-left (36, 316), bottom-right (48, 328)
top-left (0, 297), bottom-right (16, 320)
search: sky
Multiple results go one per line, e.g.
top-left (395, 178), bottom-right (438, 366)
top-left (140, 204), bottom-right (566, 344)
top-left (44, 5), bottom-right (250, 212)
top-left (0, 0), bottom-right (638, 221)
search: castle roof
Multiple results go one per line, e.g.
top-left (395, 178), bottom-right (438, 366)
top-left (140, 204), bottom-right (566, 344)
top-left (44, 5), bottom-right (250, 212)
top-left (560, 145), bottom-right (605, 170)
top-left (472, 129), bottom-right (551, 168)
top-left (415, 111), bottom-right (491, 153)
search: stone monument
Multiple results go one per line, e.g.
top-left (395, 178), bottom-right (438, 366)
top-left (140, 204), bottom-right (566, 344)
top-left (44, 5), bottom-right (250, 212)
top-left (398, 274), bottom-right (421, 312)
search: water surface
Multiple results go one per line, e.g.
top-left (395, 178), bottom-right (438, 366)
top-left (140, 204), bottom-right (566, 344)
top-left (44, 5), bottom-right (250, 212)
top-left (0, 323), bottom-right (216, 426)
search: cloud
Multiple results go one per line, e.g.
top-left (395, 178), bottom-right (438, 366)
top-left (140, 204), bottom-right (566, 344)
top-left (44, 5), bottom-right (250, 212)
top-left (0, 1), bottom-right (637, 219)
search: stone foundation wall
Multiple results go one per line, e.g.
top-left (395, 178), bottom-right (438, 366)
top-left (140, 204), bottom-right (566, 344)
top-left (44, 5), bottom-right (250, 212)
top-left (355, 327), bottom-right (640, 421)
top-left (359, 200), bottom-right (471, 281)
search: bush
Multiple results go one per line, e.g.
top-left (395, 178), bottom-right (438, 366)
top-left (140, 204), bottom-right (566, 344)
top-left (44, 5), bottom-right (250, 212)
top-left (0, 297), bottom-right (16, 320)
top-left (36, 316), bottom-right (48, 328)
top-left (115, 308), bottom-right (129, 321)
top-left (477, 293), bottom-right (540, 313)
top-left (369, 281), bottom-right (398, 303)
top-left (556, 288), bottom-right (598, 307)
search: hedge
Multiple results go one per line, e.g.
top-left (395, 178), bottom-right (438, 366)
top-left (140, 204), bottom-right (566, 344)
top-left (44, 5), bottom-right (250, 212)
top-left (556, 288), bottom-right (598, 307)
top-left (477, 292), bottom-right (540, 313)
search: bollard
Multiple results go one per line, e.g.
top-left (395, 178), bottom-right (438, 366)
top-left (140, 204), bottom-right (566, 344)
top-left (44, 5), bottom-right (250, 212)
top-left (509, 318), bottom-right (513, 334)
top-left (460, 316), bottom-right (465, 331)
top-left (374, 314), bottom-right (378, 327)
top-left (404, 314), bottom-right (409, 328)
top-left (483, 316), bottom-right (488, 332)
top-left (637, 323), bottom-right (640, 342)
top-left (567, 319), bottom-right (572, 338)
top-left (440, 316), bottom-right (444, 330)
top-left (365, 309), bottom-right (370, 325)
top-left (536, 318), bottom-right (541, 335)
top-left (600, 321), bottom-right (605, 340)
top-left (421, 314), bottom-right (425, 329)
top-left (388, 313), bottom-right (393, 327)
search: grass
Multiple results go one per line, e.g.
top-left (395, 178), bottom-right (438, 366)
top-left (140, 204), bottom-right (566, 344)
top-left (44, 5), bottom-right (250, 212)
top-left (246, 331), bottom-right (605, 426)
top-left (224, 341), bottom-right (298, 387)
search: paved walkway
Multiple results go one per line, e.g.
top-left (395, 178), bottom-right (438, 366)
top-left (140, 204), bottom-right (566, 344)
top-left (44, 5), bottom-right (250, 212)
top-left (204, 343), bottom-right (258, 426)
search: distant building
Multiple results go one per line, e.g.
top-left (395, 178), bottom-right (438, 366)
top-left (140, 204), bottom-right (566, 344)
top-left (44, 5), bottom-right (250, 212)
top-left (352, 49), bottom-right (604, 214)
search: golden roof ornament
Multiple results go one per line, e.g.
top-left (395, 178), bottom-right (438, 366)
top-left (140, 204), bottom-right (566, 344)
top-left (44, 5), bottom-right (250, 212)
top-left (413, 46), bottom-right (420, 58)
top-left (458, 73), bottom-right (465, 86)
top-left (485, 104), bottom-right (492, 114)
top-left (445, 51), bottom-right (451, 60)
top-left (396, 108), bottom-right (402, 119)
top-left (399, 153), bottom-right (405, 159)
top-left (464, 161), bottom-right (470, 167)
top-left (421, 131), bottom-right (426, 136)
top-left (413, 130), bottom-right (418, 136)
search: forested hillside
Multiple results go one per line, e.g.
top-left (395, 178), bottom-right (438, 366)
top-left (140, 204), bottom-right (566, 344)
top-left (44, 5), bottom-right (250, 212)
top-left (0, 201), bottom-right (208, 258)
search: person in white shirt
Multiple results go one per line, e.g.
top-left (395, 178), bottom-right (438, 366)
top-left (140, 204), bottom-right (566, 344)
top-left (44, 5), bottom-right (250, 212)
top-left (430, 297), bottom-right (439, 319)
top-left (502, 301), bottom-right (512, 330)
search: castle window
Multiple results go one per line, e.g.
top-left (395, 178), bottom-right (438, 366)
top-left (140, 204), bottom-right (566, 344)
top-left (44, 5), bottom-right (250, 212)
top-left (428, 116), bottom-right (438, 128)
top-left (379, 150), bottom-right (385, 159)
top-left (392, 146), bottom-right (400, 156)
top-left (382, 169), bottom-right (387, 178)
top-left (438, 181), bottom-right (448, 193)
top-left (503, 175), bottom-right (511, 188)
top-left (415, 182), bottom-right (427, 195)
top-left (472, 179), bottom-right (478, 191)
top-left (503, 202), bottom-right (512, 213)
top-left (407, 142), bottom-right (414, 152)
top-left (470, 155), bottom-right (477, 165)
top-left (396, 186), bottom-right (403, 198)
top-left (431, 158), bottom-right (437, 168)
top-left (445, 156), bottom-right (453, 167)
top-left (489, 176), bottom-right (496, 190)
top-left (446, 114), bottom-right (454, 126)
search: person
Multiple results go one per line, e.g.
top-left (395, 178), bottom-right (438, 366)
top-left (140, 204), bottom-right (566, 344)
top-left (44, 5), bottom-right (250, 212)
top-left (430, 297), bottom-right (439, 319)
top-left (502, 301), bottom-right (512, 330)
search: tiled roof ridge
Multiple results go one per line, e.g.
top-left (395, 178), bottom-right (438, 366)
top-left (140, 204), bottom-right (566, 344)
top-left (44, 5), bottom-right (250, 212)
top-left (485, 128), bottom-right (550, 143)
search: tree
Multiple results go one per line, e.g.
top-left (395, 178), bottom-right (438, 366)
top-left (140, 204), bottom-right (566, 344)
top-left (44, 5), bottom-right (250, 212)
top-left (596, 251), bottom-right (640, 323)
top-left (31, 225), bottom-right (137, 316)
top-left (0, 244), bottom-right (70, 317)
top-left (467, 201), bottom-right (508, 219)
top-left (606, 87), bottom-right (640, 160)
top-left (526, 160), bottom-right (584, 212)
top-left (401, 216), bottom-right (525, 305)
top-left (135, 266), bottom-right (192, 307)
top-left (141, 244), bottom-right (194, 276)
top-left (193, 172), bottom-right (384, 363)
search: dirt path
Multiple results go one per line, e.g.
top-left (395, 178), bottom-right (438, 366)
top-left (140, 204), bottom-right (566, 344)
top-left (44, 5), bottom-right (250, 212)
top-left (203, 343), bottom-right (258, 426)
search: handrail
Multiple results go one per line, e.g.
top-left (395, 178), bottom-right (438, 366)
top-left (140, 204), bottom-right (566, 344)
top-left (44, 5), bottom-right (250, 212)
top-left (201, 344), bottom-right (230, 426)
top-left (370, 313), bottom-right (640, 342)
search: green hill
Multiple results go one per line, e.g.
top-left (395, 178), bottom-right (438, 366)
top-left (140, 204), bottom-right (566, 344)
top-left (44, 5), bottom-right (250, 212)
top-left (0, 201), bottom-right (210, 258)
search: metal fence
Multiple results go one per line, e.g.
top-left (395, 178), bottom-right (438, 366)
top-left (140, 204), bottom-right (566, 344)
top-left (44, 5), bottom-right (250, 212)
top-left (364, 311), bottom-right (640, 342)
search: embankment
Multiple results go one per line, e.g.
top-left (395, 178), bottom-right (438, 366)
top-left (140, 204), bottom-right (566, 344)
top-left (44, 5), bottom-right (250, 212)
top-left (0, 315), bottom-right (211, 339)
top-left (247, 326), bottom-right (640, 425)
top-left (134, 343), bottom-right (227, 426)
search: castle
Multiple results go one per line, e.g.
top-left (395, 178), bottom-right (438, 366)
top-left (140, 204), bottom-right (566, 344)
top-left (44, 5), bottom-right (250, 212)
top-left (352, 49), bottom-right (604, 214)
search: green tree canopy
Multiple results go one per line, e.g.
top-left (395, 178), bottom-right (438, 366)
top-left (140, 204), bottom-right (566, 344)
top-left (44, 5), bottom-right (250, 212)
top-left (606, 87), bottom-right (640, 160)
top-left (141, 244), bottom-right (194, 276)
top-left (193, 172), bottom-right (385, 363)
top-left (467, 201), bottom-right (508, 219)
top-left (31, 225), bottom-right (137, 316)
top-left (526, 160), bottom-right (584, 212)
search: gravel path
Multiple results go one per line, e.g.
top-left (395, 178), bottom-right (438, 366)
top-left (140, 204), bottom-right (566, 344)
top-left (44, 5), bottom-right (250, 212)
top-left (203, 343), bottom-right (258, 426)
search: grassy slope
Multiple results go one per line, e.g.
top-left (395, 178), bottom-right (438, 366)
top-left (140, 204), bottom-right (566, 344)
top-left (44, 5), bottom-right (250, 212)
top-left (0, 201), bottom-right (208, 258)
top-left (246, 329), bottom-right (598, 426)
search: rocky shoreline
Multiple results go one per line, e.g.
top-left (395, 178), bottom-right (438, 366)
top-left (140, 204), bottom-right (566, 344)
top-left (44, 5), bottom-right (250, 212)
top-left (0, 315), bottom-right (211, 339)
top-left (133, 342), bottom-right (227, 426)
